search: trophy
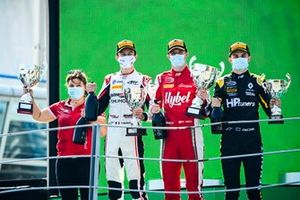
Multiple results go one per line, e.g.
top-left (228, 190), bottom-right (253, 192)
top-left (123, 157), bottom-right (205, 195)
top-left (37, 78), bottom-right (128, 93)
top-left (186, 56), bottom-right (225, 118)
top-left (263, 73), bottom-right (291, 124)
top-left (148, 83), bottom-right (167, 139)
top-left (124, 86), bottom-right (147, 136)
top-left (17, 64), bottom-right (45, 114)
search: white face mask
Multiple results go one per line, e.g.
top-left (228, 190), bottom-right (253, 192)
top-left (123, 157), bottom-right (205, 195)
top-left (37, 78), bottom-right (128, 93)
top-left (232, 57), bottom-right (249, 71)
top-left (68, 87), bottom-right (85, 100)
top-left (170, 54), bottom-right (185, 69)
top-left (118, 55), bottom-right (136, 69)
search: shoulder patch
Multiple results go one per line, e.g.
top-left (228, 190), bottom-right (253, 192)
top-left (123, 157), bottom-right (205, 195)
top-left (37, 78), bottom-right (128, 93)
top-left (104, 73), bottom-right (114, 85)
top-left (216, 77), bottom-right (224, 88)
top-left (251, 73), bottom-right (265, 86)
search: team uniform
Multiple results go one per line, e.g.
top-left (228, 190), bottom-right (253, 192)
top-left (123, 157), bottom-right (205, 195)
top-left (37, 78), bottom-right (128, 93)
top-left (155, 66), bottom-right (207, 200)
top-left (97, 70), bottom-right (150, 200)
top-left (214, 71), bottom-right (271, 200)
top-left (49, 99), bottom-right (92, 200)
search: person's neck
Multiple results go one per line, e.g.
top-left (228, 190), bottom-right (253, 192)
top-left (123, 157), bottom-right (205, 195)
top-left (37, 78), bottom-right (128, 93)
top-left (233, 68), bottom-right (248, 75)
top-left (121, 66), bottom-right (134, 75)
top-left (70, 97), bottom-right (84, 108)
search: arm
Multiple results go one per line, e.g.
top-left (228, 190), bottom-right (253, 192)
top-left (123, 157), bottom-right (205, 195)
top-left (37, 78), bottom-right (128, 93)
top-left (29, 88), bottom-right (56, 122)
top-left (97, 75), bottom-right (113, 115)
top-left (258, 81), bottom-right (272, 117)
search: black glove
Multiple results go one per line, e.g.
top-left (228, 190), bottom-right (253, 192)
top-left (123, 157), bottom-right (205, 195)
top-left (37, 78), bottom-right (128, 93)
top-left (210, 107), bottom-right (223, 134)
top-left (152, 112), bottom-right (167, 140)
top-left (73, 117), bottom-right (88, 144)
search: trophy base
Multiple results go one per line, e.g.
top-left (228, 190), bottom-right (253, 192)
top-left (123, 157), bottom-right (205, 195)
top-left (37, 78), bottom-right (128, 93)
top-left (17, 102), bottom-right (33, 114)
top-left (269, 115), bottom-right (284, 124)
top-left (126, 128), bottom-right (147, 136)
top-left (186, 107), bottom-right (206, 119)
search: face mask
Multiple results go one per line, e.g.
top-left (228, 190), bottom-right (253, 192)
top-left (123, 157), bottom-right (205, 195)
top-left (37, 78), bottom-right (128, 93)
top-left (170, 54), bottom-right (185, 69)
top-left (118, 55), bottom-right (136, 69)
top-left (68, 87), bottom-right (85, 100)
top-left (232, 57), bottom-right (249, 71)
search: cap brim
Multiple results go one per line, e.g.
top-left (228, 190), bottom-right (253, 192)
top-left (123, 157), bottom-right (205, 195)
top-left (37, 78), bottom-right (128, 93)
top-left (230, 48), bottom-right (249, 55)
top-left (168, 46), bottom-right (186, 53)
top-left (117, 46), bottom-right (136, 53)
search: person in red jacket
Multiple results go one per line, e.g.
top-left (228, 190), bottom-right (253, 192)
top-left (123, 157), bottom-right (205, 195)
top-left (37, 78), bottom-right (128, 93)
top-left (151, 39), bottom-right (209, 200)
top-left (30, 70), bottom-right (106, 200)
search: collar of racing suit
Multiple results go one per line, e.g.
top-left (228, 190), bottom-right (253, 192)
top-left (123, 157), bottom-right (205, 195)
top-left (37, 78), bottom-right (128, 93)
top-left (171, 65), bottom-right (189, 76)
top-left (231, 70), bottom-right (250, 80)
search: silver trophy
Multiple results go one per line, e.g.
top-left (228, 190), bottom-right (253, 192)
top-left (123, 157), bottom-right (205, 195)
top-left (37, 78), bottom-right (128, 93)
top-left (17, 64), bottom-right (45, 114)
top-left (186, 56), bottom-right (225, 118)
top-left (263, 73), bottom-right (291, 123)
top-left (124, 87), bottom-right (147, 136)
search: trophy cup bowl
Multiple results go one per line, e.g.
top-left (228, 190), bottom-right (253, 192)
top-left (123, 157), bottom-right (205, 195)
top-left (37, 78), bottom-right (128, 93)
top-left (124, 87), bottom-right (147, 136)
top-left (186, 56), bottom-right (225, 118)
top-left (17, 64), bottom-right (45, 114)
top-left (263, 73), bottom-right (291, 124)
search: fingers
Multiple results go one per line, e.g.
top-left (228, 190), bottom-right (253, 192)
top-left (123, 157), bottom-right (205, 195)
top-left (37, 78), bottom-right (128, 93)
top-left (196, 89), bottom-right (208, 100)
top-left (150, 104), bottom-right (160, 114)
top-left (132, 108), bottom-right (144, 116)
top-left (132, 108), bottom-right (144, 120)
top-left (86, 82), bottom-right (97, 93)
top-left (270, 98), bottom-right (281, 107)
top-left (81, 108), bottom-right (86, 118)
top-left (212, 97), bottom-right (222, 107)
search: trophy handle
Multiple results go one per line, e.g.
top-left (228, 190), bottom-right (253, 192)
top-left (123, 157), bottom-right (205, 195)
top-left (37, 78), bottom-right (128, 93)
top-left (217, 61), bottom-right (225, 78)
top-left (285, 73), bottom-right (291, 90)
top-left (189, 56), bottom-right (197, 71)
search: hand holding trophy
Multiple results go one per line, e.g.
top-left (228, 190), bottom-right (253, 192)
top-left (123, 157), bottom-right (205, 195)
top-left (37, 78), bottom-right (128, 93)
top-left (17, 64), bottom-right (45, 114)
top-left (263, 73), bottom-right (291, 124)
top-left (124, 86), bottom-right (147, 136)
top-left (186, 56), bottom-right (225, 118)
top-left (148, 82), bottom-right (167, 140)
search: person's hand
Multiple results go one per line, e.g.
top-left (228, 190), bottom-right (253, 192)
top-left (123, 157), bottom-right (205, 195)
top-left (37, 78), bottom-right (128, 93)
top-left (80, 108), bottom-right (86, 118)
top-left (196, 89), bottom-right (208, 101)
top-left (270, 98), bottom-right (281, 107)
top-left (211, 97), bottom-right (222, 107)
top-left (150, 104), bottom-right (160, 114)
top-left (86, 82), bottom-right (97, 93)
top-left (132, 108), bottom-right (145, 120)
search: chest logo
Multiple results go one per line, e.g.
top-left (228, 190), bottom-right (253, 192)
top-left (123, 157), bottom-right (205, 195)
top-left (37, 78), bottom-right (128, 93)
top-left (248, 83), bottom-right (253, 89)
top-left (165, 91), bottom-right (191, 108)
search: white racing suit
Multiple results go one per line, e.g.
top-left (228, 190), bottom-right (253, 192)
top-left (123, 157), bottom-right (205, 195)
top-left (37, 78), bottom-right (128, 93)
top-left (97, 70), bottom-right (150, 200)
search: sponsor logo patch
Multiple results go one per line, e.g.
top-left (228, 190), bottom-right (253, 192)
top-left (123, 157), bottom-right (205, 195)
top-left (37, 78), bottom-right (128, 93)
top-left (112, 84), bottom-right (123, 90)
top-left (226, 81), bottom-right (237, 87)
top-left (245, 91), bottom-right (255, 96)
top-left (164, 76), bottom-right (175, 83)
top-left (226, 87), bottom-right (238, 93)
top-left (127, 80), bottom-right (139, 85)
top-left (165, 91), bottom-right (191, 108)
top-left (163, 84), bottom-right (174, 89)
top-left (226, 98), bottom-right (255, 108)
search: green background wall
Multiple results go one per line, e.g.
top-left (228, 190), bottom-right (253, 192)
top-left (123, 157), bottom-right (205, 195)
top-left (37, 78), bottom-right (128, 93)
top-left (60, 0), bottom-right (300, 187)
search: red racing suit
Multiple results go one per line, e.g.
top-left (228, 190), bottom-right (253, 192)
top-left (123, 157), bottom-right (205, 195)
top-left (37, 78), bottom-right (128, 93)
top-left (155, 66), bottom-right (206, 200)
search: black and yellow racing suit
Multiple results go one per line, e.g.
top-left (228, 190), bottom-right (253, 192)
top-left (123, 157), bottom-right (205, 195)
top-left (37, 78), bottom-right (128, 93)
top-left (213, 70), bottom-right (271, 200)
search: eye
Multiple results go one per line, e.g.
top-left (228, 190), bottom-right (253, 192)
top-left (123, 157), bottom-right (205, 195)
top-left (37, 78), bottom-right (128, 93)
top-left (241, 53), bottom-right (248, 58)
top-left (232, 54), bottom-right (238, 59)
